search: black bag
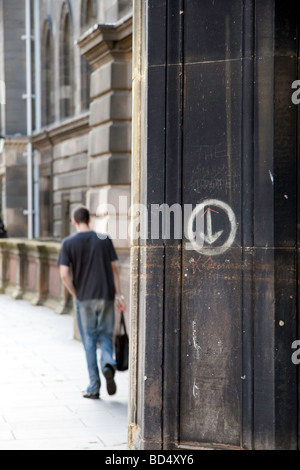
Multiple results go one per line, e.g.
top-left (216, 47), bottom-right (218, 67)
top-left (115, 312), bottom-right (129, 372)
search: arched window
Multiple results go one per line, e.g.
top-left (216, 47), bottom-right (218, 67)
top-left (80, 0), bottom-right (96, 111)
top-left (81, 0), bottom-right (97, 30)
top-left (42, 20), bottom-right (54, 126)
top-left (60, 4), bottom-right (74, 119)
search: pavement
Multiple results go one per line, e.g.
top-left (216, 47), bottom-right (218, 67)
top-left (0, 295), bottom-right (129, 450)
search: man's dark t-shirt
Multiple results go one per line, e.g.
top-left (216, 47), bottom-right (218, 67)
top-left (58, 232), bottom-right (118, 302)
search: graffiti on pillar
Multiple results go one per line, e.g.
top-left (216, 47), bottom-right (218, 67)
top-left (193, 380), bottom-right (200, 399)
top-left (192, 320), bottom-right (201, 360)
top-left (189, 256), bottom-right (220, 275)
top-left (187, 199), bottom-right (237, 257)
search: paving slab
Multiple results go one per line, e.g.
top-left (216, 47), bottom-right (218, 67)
top-left (0, 296), bottom-right (129, 451)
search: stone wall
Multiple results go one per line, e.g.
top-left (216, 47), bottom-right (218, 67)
top-left (0, 239), bottom-right (130, 340)
top-left (78, 15), bottom-right (132, 253)
top-left (0, 239), bottom-right (69, 314)
top-left (33, 114), bottom-right (90, 239)
top-left (0, 0), bottom-right (132, 242)
top-left (0, 0), bottom-right (132, 339)
top-left (33, 9), bottom-right (133, 331)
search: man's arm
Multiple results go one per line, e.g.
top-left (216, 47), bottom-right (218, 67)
top-left (111, 261), bottom-right (126, 313)
top-left (59, 265), bottom-right (77, 299)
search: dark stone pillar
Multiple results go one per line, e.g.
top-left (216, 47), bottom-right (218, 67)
top-left (129, 0), bottom-right (299, 450)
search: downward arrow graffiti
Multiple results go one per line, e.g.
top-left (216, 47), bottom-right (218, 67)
top-left (187, 199), bottom-right (238, 256)
top-left (200, 208), bottom-right (224, 246)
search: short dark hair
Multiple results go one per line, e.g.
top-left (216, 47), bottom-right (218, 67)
top-left (72, 206), bottom-right (90, 225)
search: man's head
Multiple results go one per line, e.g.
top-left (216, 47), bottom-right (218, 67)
top-left (72, 206), bottom-right (91, 229)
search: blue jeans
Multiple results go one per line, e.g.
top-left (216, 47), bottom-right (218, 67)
top-left (75, 299), bottom-right (116, 395)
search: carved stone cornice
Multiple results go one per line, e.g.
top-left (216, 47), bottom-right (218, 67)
top-left (32, 112), bottom-right (90, 150)
top-left (3, 136), bottom-right (28, 149)
top-left (77, 14), bottom-right (132, 68)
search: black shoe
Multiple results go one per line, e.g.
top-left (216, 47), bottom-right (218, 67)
top-left (103, 365), bottom-right (117, 396)
top-left (83, 391), bottom-right (100, 400)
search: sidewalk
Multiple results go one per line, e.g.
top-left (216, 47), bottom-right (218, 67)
top-left (0, 296), bottom-right (129, 450)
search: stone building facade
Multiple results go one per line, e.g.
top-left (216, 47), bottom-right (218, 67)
top-left (0, 0), bottom-right (132, 307)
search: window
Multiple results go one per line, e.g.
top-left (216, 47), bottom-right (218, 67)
top-left (60, 4), bottom-right (74, 119)
top-left (81, 0), bottom-right (96, 29)
top-left (80, 0), bottom-right (96, 112)
top-left (42, 21), bottom-right (54, 126)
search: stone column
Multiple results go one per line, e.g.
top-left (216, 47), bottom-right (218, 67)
top-left (129, 0), bottom-right (299, 451)
top-left (78, 15), bottom-right (132, 313)
top-left (0, 241), bottom-right (9, 293)
top-left (78, 17), bottom-right (132, 241)
top-left (31, 243), bottom-right (48, 307)
top-left (45, 243), bottom-right (71, 316)
top-left (12, 242), bottom-right (27, 300)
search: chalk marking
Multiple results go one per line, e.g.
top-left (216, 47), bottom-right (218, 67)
top-left (193, 380), bottom-right (200, 398)
top-left (192, 321), bottom-right (201, 359)
top-left (187, 199), bottom-right (237, 257)
top-left (200, 209), bottom-right (224, 245)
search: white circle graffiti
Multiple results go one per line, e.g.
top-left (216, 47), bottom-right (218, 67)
top-left (187, 199), bottom-right (237, 256)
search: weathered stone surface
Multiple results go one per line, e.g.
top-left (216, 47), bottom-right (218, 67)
top-left (90, 62), bottom-right (132, 99)
top-left (6, 166), bottom-right (27, 210)
top-left (53, 170), bottom-right (87, 191)
top-left (5, 209), bottom-right (27, 238)
top-left (53, 221), bottom-right (62, 239)
top-left (53, 135), bottom-right (89, 160)
top-left (53, 189), bottom-right (86, 206)
top-left (53, 154), bottom-right (88, 175)
top-left (89, 123), bottom-right (132, 157)
top-left (53, 205), bottom-right (62, 221)
top-left (87, 186), bottom-right (131, 215)
top-left (90, 92), bottom-right (132, 127)
top-left (87, 155), bottom-right (131, 187)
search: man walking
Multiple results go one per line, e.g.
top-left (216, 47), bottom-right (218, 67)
top-left (58, 206), bottom-right (125, 399)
